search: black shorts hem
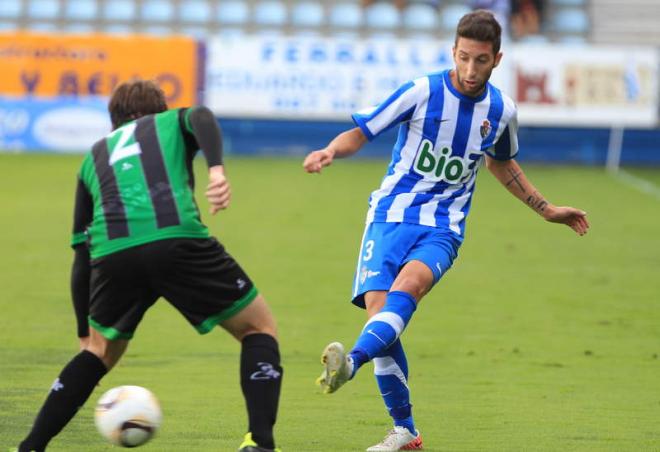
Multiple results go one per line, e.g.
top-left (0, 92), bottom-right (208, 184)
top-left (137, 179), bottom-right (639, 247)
top-left (89, 316), bottom-right (134, 340)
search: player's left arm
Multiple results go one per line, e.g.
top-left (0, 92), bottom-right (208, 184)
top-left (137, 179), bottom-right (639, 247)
top-left (184, 106), bottom-right (230, 215)
top-left (71, 176), bottom-right (93, 347)
top-left (71, 245), bottom-right (91, 349)
top-left (485, 156), bottom-right (589, 236)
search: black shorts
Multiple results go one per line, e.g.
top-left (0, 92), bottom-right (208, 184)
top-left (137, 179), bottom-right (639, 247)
top-left (88, 238), bottom-right (258, 340)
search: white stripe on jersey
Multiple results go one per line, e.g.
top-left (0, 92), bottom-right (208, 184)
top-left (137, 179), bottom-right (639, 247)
top-left (355, 78), bottom-right (426, 138)
top-left (466, 92), bottom-right (494, 160)
top-left (366, 173), bottom-right (404, 224)
top-left (386, 193), bottom-right (417, 222)
top-left (448, 176), bottom-right (477, 234)
top-left (361, 91), bottom-right (415, 137)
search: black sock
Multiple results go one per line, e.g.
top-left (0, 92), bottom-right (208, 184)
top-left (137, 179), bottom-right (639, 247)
top-left (19, 350), bottom-right (107, 452)
top-left (240, 333), bottom-right (283, 450)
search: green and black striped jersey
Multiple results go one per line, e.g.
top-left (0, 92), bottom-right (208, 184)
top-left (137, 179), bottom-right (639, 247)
top-left (72, 108), bottom-right (209, 259)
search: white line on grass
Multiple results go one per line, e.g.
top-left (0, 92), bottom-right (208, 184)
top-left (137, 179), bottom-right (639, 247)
top-left (611, 169), bottom-right (660, 201)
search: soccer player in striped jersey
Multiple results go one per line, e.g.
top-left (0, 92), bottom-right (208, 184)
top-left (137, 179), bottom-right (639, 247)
top-left (304, 10), bottom-right (589, 452)
top-left (17, 80), bottom-right (282, 452)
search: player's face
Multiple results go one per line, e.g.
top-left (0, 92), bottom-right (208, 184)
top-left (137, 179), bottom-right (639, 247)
top-left (452, 37), bottom-right (502, 97)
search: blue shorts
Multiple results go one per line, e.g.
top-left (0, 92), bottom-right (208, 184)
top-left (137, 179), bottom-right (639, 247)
top-left (351, 222), bottom-right (461, 308)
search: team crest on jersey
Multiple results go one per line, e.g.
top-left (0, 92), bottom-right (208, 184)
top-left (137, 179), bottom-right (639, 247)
top-left (480, 120), bottom-right (492, 139)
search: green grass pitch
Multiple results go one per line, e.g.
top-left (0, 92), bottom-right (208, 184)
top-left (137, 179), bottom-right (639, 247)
top-left (0, 154), bottom-right (659, 451)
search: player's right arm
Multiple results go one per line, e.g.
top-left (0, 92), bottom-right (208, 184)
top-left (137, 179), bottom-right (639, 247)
top-left (304, 79), bottom-right (424, 174)
top-left (303, 127), bottom-right (367, 173)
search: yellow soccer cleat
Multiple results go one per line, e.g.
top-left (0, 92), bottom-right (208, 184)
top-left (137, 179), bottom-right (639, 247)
top-left (316, 342), bottom-right (354, 394)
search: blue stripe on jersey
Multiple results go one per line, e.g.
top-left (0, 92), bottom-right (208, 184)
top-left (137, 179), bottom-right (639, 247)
top-left (422, 73), bottom-right (445, 140)
top-left (481, 85), bottom-right (504, 150)
top-left (386, 122), bottom-right (411, 176)
top-left (432, 97), bottom-right (476, 230)
top-left (373, 74), bottom-right (444, 223)
top-left (352, 81), bottom-right (416, 141)
top-left (458, 195), bottom-right (475, 234)
top-left (451, 99), bottom-right (475, 157)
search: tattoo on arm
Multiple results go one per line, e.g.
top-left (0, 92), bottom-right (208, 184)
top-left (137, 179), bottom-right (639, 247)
top-left (526, 191), bottom-right (548, 212)
top-left (505, 169), bottom-right (526, 193)
top-left (502, 167), bottom-right (547, 213)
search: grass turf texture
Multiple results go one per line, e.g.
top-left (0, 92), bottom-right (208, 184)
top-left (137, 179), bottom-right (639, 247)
top-left (0, 154), bottom-right (658, 451)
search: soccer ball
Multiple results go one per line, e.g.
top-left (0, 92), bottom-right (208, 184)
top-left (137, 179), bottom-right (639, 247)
top-left (95, 385), bottom-right (162, 447)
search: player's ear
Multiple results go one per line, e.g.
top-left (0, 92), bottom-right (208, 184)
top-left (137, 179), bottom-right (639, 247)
top-left (493, 51), bottom-right (503, 68)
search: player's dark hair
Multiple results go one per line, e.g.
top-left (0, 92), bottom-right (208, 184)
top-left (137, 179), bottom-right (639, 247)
top-left (108, 79), bottom-right (168, 129)
top-left (455, 9), bottom-right (502, 55)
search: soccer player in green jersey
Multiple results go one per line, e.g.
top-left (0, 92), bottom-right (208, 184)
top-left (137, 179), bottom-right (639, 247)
top-left (16, 80), bottom-right (282, 452)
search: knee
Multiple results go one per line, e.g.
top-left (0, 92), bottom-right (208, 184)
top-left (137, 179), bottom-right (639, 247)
top-left (223, 295), bottom-right (278, 341)
top-left (390, 276), bottom-right (430, 300)
top-left (242, 298), bottom-right (278, 339)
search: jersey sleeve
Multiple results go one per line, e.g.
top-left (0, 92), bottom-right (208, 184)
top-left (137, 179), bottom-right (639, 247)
top-left (178, 107), bottom-right (201, 157)
top-left (186, 106), bottom-right (223, 167)
top-left (180, 107), bottom-right (196, 134)
top-left (351, 80), bottom-right (421, 141)
top-left (485, 98), bottom-right (519, 161)
top-left (71, 176), bottom-right (93, 248)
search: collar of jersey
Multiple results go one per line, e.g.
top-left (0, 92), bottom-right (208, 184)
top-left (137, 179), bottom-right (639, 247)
top-left (443, 69), bottom-right (490, 103)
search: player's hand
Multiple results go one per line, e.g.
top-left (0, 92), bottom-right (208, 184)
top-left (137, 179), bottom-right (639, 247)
top-left (206, 165), bottom-right (231, 215)
top-left (543, 206), bottom-right (589, 236)
top-left (303, 148), bottom-right (335, 174)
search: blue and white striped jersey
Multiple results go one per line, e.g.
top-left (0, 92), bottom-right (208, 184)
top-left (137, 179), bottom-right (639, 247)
top-left (352, 69), bottom-right (518, 239)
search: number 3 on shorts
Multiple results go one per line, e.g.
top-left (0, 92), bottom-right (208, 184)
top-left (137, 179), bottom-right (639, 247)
top-left (363, 240), bottom-right (375, 261)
